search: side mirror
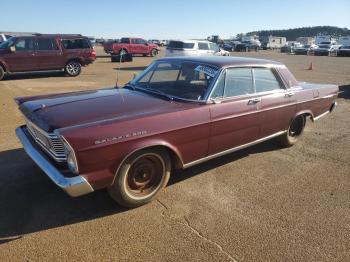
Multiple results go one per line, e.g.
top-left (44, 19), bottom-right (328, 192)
top-left (10, 46), bottom-right (16, 52)
top-left (145, 43), bottom-right (148, 46)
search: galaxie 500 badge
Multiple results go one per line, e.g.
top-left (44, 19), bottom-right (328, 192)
top-left (94, 130), bottom-right (148, 145)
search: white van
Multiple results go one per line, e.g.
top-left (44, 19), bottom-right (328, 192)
top-left (165, 40), bottom-right (229, 57)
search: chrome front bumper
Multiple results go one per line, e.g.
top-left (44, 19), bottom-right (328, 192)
top-left (16, 126), bottom-right (94, 197)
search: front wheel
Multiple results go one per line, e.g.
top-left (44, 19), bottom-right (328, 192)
top-left (65, 61), bottom-right (81, 77)
top-left (150, 49), bottom-right (158, 57)
top-left (0, 66), bottom-right (5, 81)
top-left (108, 148), bottom-right (171, 207)
top-left (278, 115), bottom-right (306, 147)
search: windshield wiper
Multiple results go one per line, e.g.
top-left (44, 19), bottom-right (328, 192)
top-left (135, 86), bottom-right (174, 101)
top-left (123, 83), bottom-right (136, 90)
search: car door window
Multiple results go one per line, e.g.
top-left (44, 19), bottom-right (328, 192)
top-left (15, 38), bottom-right (34, 51)
top-left (61, 38), bottom-right (90, 49)
top-left (224, 68), bottom-right (254, 97)
top-left (37, 38), bottom-right (59, 50)
top-left (253, 68), bottom-right (283, 92)
top-left (198, 43), bottom-right (209, 50)
top-left (211, 71), bottom-right (225, 98)
top-left (137, 39), bottom-right (147, 45)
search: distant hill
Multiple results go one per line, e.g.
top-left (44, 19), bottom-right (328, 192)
top-left (246, 26), bottom-right (349, 41)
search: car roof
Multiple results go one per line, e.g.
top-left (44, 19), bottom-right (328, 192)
top-left (157, 56), bottom-right (284, 68)
top-left (12, 34), bottom-right (87, 39)
top-left (169, 39), bottom-right (210, 43)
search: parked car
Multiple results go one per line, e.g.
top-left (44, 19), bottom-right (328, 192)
top-left (294, 44), bottom-right (318, 55)
top-left (149, 39), bottom-right (161, 46)
top-left (234, 41), bottom-right (259, 52)
top-left (222, 43), bottom-right (235, 51)
top-left (165, 40), bottom-right (226, 57)
top-left (103, 37), bottom-right (159, 57)
top-left (15, 56), bottom-right (338, 207)
top-left (281, 42), bottom-right (302, 53)
top-left (159, 40), bottom-right (168, 46)
top-left (0, 34), bottom-right (96, 80)
top-left (337, 45), bottom-right (350, 57)
top-left (311, 43), bottom-right (337, 56)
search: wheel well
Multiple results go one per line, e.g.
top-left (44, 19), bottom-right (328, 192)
top-left (66, 58), bottom-right (82, 66)
top-left (139, 145), bottom-right (183, 169)
top-left (0, 62), bottom-right (6, 72)
top-left (111, 145), bottom-right (184, 186)
top-left (295, 111), bottom-right (314, 122)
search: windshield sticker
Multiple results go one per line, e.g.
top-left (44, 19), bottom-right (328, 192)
top-left (194, 65), bottom-right (218, 77)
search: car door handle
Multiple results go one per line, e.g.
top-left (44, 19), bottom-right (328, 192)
top-left (248, 98), bottom-right (261, 104)
top-left (285, 92), bottom-right (294, 97)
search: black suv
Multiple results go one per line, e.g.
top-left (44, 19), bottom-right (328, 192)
top-left (0, 34), bottom-right (96, 80)
top-left (235, 41), bottom-right (260, 52)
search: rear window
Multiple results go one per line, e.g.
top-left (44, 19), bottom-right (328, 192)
top-left (61, 38), bottom-right (91, 49)
top-left (168, 41), bottom-right (195, 49)
top-left (37, 38), bottom-right (59, 50)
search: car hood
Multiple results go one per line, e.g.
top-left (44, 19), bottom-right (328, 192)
top-left (17, 88), bottom-right (188, 133)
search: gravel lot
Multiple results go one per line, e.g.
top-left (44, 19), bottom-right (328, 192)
top-left (0, 47), bottom-right (349, 261)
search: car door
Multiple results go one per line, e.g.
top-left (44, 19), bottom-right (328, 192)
top-left (129, 38), bottom-right (138, 53)
top-left (4, 37), bottom-right (38, 72)
top-left (137, 39), bottom-right (149, 54)
top-left (253, 67), bottom-right (297, 138)
top-left (35, 38), bottom-right (64, 70)
top-left (208, 67), bottom-right (260, 155)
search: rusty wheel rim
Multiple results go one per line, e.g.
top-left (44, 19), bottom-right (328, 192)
top-left (126, 154), bottom-right (164, 198)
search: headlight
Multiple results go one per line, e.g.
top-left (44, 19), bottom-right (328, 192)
top-left (62, 137), bottom-right (79, 174)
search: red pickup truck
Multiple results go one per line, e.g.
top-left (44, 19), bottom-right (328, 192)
top-left (104, 37), bottom-right (159, 57)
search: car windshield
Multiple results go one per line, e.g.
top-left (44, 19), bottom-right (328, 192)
top-left (130, 61), bottom-right (219, 101)
top-left (0, 37), bottom-right (15, 49)
top-left (319, 45), bottom-right (330, 48)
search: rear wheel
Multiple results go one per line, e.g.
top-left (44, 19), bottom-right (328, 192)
top-left (0, 66), bottom-right (5, 81)
top-left (278, 115), bottom-right (306, 147)
top-left (65, 61), bottom-right (81, 77)
top-left (108, 148), bottom-right (171, 207)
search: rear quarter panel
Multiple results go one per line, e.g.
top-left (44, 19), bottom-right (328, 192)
top-left (294, 83), bottom-right (338, 118)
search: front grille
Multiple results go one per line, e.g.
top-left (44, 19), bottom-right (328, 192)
top-left (26, 120), bottom-right (67, 162)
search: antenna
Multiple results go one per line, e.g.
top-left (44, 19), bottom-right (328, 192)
top-left (115, 53), bottom-right (123, 88)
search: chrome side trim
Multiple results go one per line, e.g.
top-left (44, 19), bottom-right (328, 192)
top-left (314, 102), bottom-right (337, 121)
top-left (322, 94), bottom-right (336, 99)
top-left (313, 111), bottom-right (329, 121)
top-left (16, 126), bottom-right (94, 197)
top-left (183, 131), bottom-right (286, 168)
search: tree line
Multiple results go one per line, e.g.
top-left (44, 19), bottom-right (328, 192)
top-left (245, 26), bottom-right (349, 40)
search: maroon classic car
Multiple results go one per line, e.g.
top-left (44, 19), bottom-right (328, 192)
top-left (15, 57), bottom-right (338, 207)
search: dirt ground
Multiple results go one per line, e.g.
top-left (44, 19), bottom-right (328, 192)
top-left (0, 46), bottom-right (349, 261)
